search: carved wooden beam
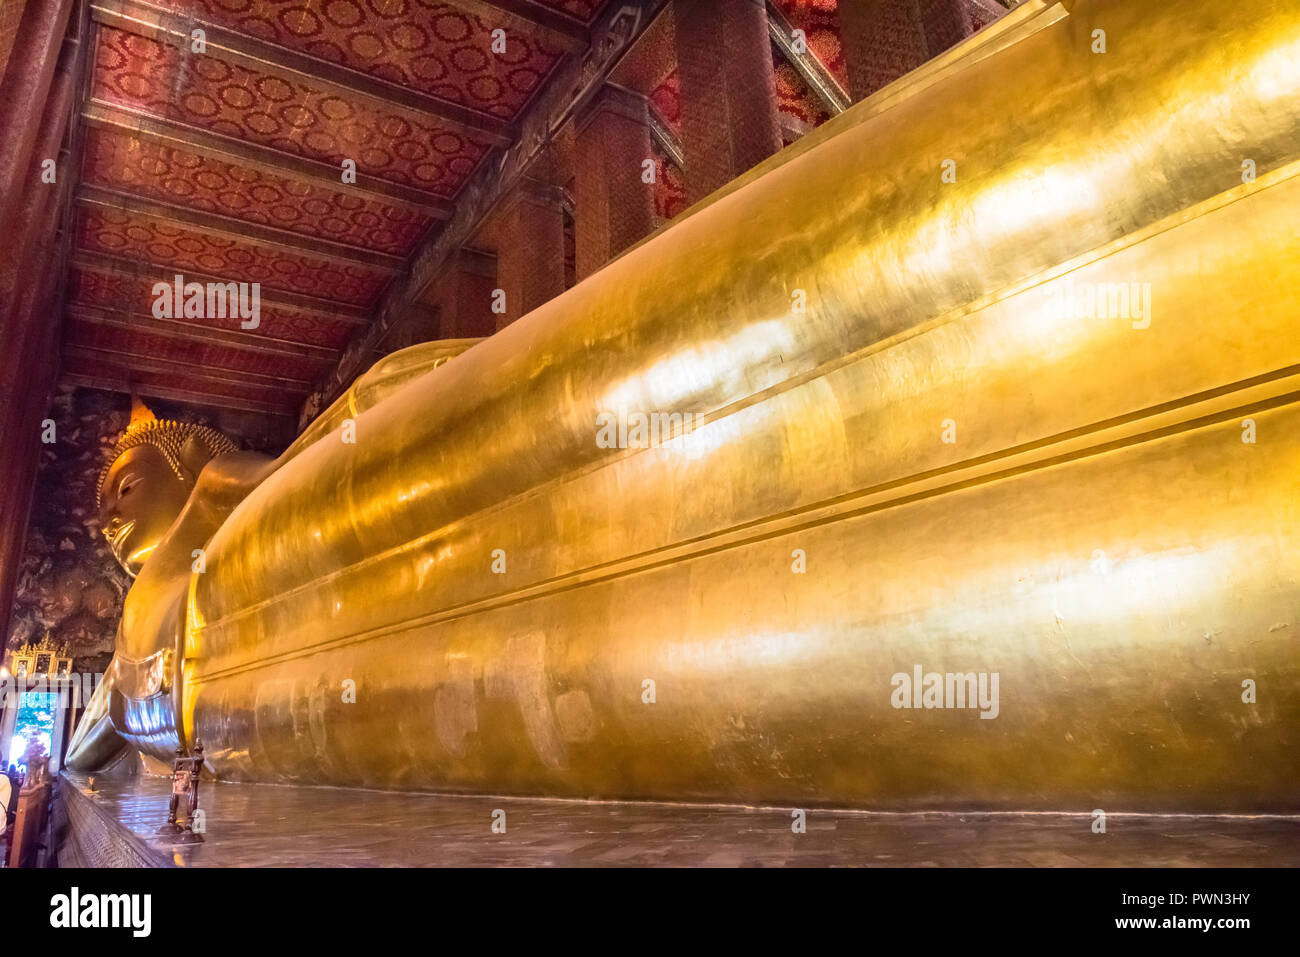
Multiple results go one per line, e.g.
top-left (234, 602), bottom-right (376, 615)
top-left (647, 101), bottom-right (683, 168)
top-left (77, 183), bottom-right (404, 272)
top-left (72, 250), bottom-right (371, 326)
top-left (82, 100), bottom-right (455, 218)
top-left (61, 371), bottom-right (296, 416)
top-left (454, 0), bottom-right (591, 49)
top-left (64, 343), bottom-right (314, 390)
top-left (68, 302), bottom-right (338, 363)
top-left (89, 0), bottom-right (515, 147)
top-left (64, 343), bottom-right (314, 403)
top-left (44, 0), bottom-right (98, 407)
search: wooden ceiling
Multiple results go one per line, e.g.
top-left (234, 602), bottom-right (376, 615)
top-left (61, 0), bottom-right (608, 417)
top-left (57, 0), bottom-right (1005, 421)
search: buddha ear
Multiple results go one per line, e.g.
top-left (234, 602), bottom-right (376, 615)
top-left (177, 433), bottom-right (215, 481)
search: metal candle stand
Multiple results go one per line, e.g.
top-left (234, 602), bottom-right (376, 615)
top-left (157, 740), bottom-right (205, 844)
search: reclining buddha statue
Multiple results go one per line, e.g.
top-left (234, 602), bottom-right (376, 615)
top-left (67, 0), bottom-right (1300, 810)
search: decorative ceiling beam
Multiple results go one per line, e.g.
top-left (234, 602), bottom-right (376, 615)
top-left (44, 0), bottom-right (98, 416)
top-left (71, 250), bottom-right (371, 326)
top-left (64, 343), bottom-right (314, 390)
top-left (77, 183), bottom-right (404, 272)
top-left (647, 101), bottom-right (683, 168)
top-left (300, 0), bottom-right (673, 427)
top-left (82, 100), bottom-right (455, 218)
top-left (68, 302), bottom-right (338, 363)
top-left (454, 0), bottom-right (591, 50)
top-left (89, 0), bottom-right (515, 147)
top-left (766, 1), bottom-right (850, 116)
top-left (61, 372), bottom-right (296, 417)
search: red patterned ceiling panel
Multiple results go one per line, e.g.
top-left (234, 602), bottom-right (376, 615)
top-left (91, 25), bottom-right (492, 196)
top-left (148, 0), bottom-right (565, 120)
top-left (76, 205), bottom-right (390, 305)
top-left (66, 319), bottom-right (327, 381)
top-left (70, 265), bottom-right (360, 349)
top-left (81, 126), bottom-right (435, 255)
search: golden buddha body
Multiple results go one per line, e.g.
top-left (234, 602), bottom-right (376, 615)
top-left (69, 0), bottom-right (1300, 810)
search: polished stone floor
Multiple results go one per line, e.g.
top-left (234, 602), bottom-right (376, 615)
top-left (56, 772), bottom-right (1300, 867)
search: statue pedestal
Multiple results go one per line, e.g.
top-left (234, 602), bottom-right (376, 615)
top-left (50, 771), bottom-right (1300, 867)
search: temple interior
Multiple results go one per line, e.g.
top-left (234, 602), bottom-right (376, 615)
top-left (1, 0), bottom-right (1297, 869)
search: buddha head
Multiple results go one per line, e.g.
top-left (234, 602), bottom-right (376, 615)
top-left (96, 399), bottom-right (238, 577)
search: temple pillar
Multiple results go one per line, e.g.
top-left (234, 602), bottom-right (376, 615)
top-left (0, 271), bottom-right (60, 647)
top-left (0, 36), bottom-right (75, 310)
top-left (918, 0), bottom-right (976, 56)
top-left (838, 0), bottom-right (974, 102)
top-left (672, 0), bottom-right (782, 204)
top-left (372, 304), bottom-right (438, 358)
top-left (48, 675), bottom-right (82, 774)
top-left (494, 176), bottom-right (566, 330)
top-left (0, 0), bottom-right (29, 82)
top-left (0, 693), bottom-right (17, 764)
top-left (0, 0), bottom-right (74, 232)
top-left (0, 32), bottom-right (74, 645)
top-left (573, 84), bottom-right (656, 281)
top-left (428, 249), bottom-right (498, 340)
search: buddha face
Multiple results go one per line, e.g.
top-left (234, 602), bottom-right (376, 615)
top-left (99, 444), bottom-right (194, 577)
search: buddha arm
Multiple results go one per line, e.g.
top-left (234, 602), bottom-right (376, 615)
top-left (62, 629), bottom-right (130, 773)
top-left (67, 451), bottom-right (278, 771)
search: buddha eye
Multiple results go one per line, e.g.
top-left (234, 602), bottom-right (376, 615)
top-left (119, 476), bottom-right (141, 497)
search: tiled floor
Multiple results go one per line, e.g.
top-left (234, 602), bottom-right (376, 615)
top-left (57, 772), bottom-right (1300, 867)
